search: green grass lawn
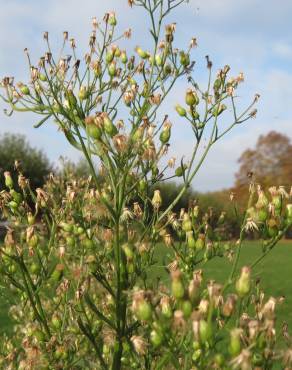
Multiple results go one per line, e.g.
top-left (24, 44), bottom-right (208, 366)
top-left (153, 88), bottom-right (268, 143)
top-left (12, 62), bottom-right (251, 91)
top-left (151, 239), bottom-right (292, 342)
top-left (1, 240), bottom-right (292, 339)
top-left (202, 240), bottom-right (292, 331)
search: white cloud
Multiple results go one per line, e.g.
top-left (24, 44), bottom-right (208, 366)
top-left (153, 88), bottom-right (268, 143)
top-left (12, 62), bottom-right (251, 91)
top-left (273, 42), bottom-right (292, 59)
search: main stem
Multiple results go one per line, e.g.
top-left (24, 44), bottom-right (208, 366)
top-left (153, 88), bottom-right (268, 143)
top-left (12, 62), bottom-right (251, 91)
top-left (112, 212), bottom-right (127, 369)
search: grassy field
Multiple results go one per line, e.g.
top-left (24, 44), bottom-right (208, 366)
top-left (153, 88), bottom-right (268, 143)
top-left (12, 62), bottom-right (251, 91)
top-left (1, 240), bottom-right (292, 340)
top-left (151, 239), bottom-right (292, 341)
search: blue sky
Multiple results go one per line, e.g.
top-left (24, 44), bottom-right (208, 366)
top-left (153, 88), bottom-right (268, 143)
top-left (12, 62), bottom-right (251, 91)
top-left (0, 0), bottom-right (292, 191)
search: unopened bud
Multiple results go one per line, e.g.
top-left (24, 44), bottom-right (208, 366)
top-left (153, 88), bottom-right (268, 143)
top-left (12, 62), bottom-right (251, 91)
top-left (160, 296), bottom-right (172, 318)
top-left (136, 46), bottom-right (148, 59)
top-left (222, 294), bottom-right (237, 317)
top-left (78, 86), bottom-right (88, 100)
top-left (159, 123), bottom-right (171, 144)
top-left (185, 89), bottom-right (199, 106)
top-left (4, 171), bottom-right (13, 189)
top-left (212, 104), bottom-right (226, 116)
top-left (108, 12), bottom-right (117, 26)
top-left (235, 266), bottom-right (251, 297)
top-left (179, 51), bottom-right (190, 67)
top-left (229, 329), bottom-right (242, 357)
top-left (182, 213), bottom-right (192, 232)
top-left (175, 104), bottom-right (187, 117)
top-left (152, 190), bottom-right (162, 210)
top-left (171, 270), bottom-right (185, 299)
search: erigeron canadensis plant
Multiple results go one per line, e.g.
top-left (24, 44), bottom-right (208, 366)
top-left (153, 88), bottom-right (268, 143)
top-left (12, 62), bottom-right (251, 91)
top-left (0, 1), bottom-right (292, 369)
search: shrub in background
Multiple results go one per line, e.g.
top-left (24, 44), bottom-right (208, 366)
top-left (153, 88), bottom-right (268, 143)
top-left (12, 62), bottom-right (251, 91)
top-left (0, 133), bottom-right (52, 190)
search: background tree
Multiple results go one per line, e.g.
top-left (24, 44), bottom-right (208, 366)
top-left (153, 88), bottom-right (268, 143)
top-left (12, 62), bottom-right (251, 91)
top-left (235, 131), bottom-right (292, 190)
top-left (0, 133), bottom-right (52, 189)
top-left (59, 157), bottom-right (92, 179)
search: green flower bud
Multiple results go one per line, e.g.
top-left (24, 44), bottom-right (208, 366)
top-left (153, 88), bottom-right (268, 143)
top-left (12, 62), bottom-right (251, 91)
top-left (152, 165), bottom-right (159, 178)
top-left (122, 243), bottom-right (134, 259)
top-left (10, 189), bottom-right (22, 204)
top-left (286, 204), bottom-right (292, 221)
top-left (52, 101), bottom-right (61, 113)
top-left (109, 13), bottom-right (117, 26)
top-left (78, 86), bottom-right (88, 100)
top-left (171, 270), bottom-right (185, 299)
top-left (257, 208), bottom-right (268, 222)
top-left (114, 47), bottom-right (121, 57)
top-left (39, 73), bottom-right (47, 82)
top-left (163, 64), bottom-right (172, 76)
top-left (75, 226), bottom-right (84, 235)
top-left (30, 262), bottom-right (40, 274)
top-left (54, 346), bottom-right (68, 360)
top-left (255, 190), bottom-right (269, 209)
top-left (132, 127), bottom-right (144, 143)
top-left (175, 164), bottom-right (187, 178)
top-left (92, 61), bottom-right (102, 77)
top-left (28, 234), bottom-right (39, 248)
top-left (27, 212), bottom-right (35, 225)
top-left (52, 315), bottom-right (62, 330)
top-left (82, 237), bottom-right (94, 249)
top-left (192, 205), bottom-right (199, 218)
top-left (136, 300), bottom-right (152, 321)
top-left (212, 104), bottom-right (226, 116)
top-left (9, 200), bottom-right (18, 210)
top-left (152, 190), bottom-right (162, 210)
top-left (20, 85), bottom-right (30, 95)
top-left (4, 171), bottom-right (13, 189)
top-left (155, 54), bottom-right (163, 66)
top-left (108, 61), bottom-right (116, 77)
top-left (66, 89), bottom-right (77, 109)
top-left (179, 51), bottom-right (190, 67)
top-left (272, 195), bottom-right (282, 209)
top-left (160, 296), bottom-right (172, 318)
top-left (106, 50), bottom-right (114, 64)
top-left (128, 262), bottom-right (134, 273)
top-left (182, 300), bottom-right (192, 318)
top-left (120, 51), bottom-right (128, 64)
top-left (150, 330), bottom-right (163, 347)
top-left (8, 263), bottom-right (17, 273)
top-left (159, 125), bottom-right (171, 144)
top-left (51, 264), bottom-right (64, 282)
top-left (66, 236), bottom-right (75, 247)
top-left (217, 211), bottom-right (225, 224)
top-left (192, 349), bottom-right (202, 362)
top-left (182, 213), bottom-right (192, 232)
top-left (235, 266), bottom-right (251, 297)
top-left (214, 354), bottom-right (225, 366)
top-left (213, 78), bottom-right (222, 91)
top-left (229, 329), bottom-right (242, 356)
top-left (103, 114), bottom-right (118, 137)
top-left (175, 104), bottom-right (187, 117)
top-left (138, 179), bottom-right (147, 193)
top-left (60, 222), bottom-right (73, 233)
top-left (192, 341), bottom-right (201, 350)
top-left (33, 330), bottom-right (46, 342)
top-left (186, 231), bottom-right (196, 249)
top-left (199, 320), bottom-right (212, 344)
top-left (267, 218), bottom-right (278, 238)
top-left (172, 279), bottom-right (185, 300)
top-left (195, 234), bottom-right (205, 251)
top-left (185, 89), bottom-right (199, 106)
top-left (87, 123), bottom-right (102, 140)
top-left (136, 47), bottom-right (148, 59)
top-left (192, 110), bottom-right (200, 120)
